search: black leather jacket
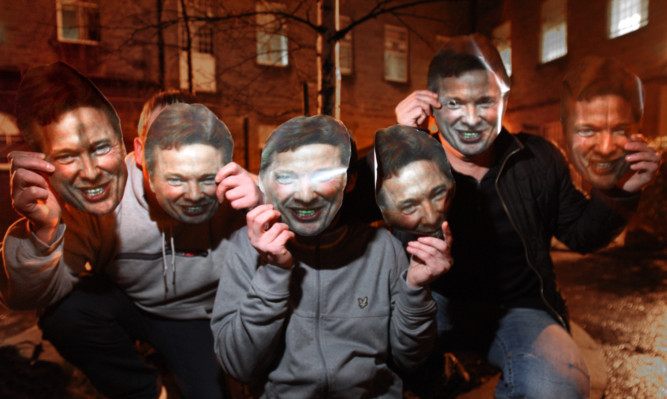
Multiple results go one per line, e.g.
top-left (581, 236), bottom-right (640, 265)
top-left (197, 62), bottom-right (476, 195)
top-left (480, 130), bottom-right (639, 328)
top-left (345, 129), bottom-right (639, 329)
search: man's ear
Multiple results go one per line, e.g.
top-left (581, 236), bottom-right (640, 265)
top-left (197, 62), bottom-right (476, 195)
top-left (134, 137), bottom-right (144, 167)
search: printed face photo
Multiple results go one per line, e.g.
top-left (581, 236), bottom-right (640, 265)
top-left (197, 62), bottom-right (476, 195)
top-left (564, 94), bottom-right (637, 189)
top-left (41, 106), bottom-right (127, 215)
top-left (379, 160), bottom-right (452, 236)
top-left (260, 143), bottom-right (347, 236)
top-left (432, 69), bottom-right (504, 158)
top-left (148, 143), bottom-right (224, 224)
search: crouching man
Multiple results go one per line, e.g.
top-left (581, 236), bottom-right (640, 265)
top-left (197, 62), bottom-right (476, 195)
top-left (3, 64), bottom-right (260, 399)
top-left (211, 115), bottom-right (451, 398)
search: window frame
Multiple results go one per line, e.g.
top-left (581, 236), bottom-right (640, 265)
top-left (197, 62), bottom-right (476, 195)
top-left (384, 24), bottom-right (408, 83)
top-left (539, 0), bottom-right (568, 64)
top-left (56, 0), bottom-right (101, 45)
top-left (608, 0), bottom-right (649, 39)
top-left (492, 21), bottom-right (512, 77)
top-left (256, 1), bottom-right (289, 67)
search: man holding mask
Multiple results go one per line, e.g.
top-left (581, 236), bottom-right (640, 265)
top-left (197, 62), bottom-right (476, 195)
top-left (393, 34), bottom-right (659, 398)
top-left (211, 115), bottom-right (451, 398)
top-left (2, 71), bottom-right (260, 398)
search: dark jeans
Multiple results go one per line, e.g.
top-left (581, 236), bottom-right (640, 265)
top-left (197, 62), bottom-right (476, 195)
top-left (39, 276), bottom-right (226, 399)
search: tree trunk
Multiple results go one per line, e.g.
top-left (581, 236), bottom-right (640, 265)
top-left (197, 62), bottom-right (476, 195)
top-left (156, 0), bottom-right (165, 90)
top-left (317, 0), bottom-right (339, 117)
top-left (180, 0), bottom-right (193, 93)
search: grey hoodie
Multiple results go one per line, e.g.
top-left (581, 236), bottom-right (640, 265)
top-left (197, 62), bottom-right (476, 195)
top-left (1, 154), bottom-right (243, 319)
top-left (211, 223), bottom-right (437, 398)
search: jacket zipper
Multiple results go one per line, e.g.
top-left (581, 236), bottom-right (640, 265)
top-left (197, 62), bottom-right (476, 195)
top-left (494, 143), bottom-right (567, 329)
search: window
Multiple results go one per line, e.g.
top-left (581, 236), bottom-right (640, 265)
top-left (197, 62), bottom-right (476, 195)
top-left (608, 0), bottom-right (649, 38)
top-left (339, 15), bottom-right (353, 75)
top-left (179, 0), bottom-right (216, 92)
top-left (57, 0), bottom-right (100, 44)
top-left (180, 26), bottom-right (213, 54)
top-left (540, 0), bottom-right (567, 63)
top-left (493, 21), bottom-right (512, 76)
top-left (256, 2), bottom-right (288, 67)
top-left (384, 25), bottom-right (408, 83)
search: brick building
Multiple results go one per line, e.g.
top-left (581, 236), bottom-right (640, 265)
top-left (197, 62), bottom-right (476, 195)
top-left (0, 0), bottom-right (475, 171)
top-left (476, 0), bottom-right (666, 152)
top-left (1, 0), bottom-right (664, 235)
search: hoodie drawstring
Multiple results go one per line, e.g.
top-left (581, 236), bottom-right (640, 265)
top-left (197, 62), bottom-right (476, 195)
top-left (161, 230), bottom-right (168, 293)
top-left (170, 229), bottom-right (176, 290)
top-left (161, 227), bottom-right (177, 294)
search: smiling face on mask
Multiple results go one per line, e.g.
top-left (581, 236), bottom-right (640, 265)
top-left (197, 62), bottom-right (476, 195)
top-left (148, 143), bottom-right (224, 224)
top-left (41, 106), bottom-right (127, 215)
top-left (564, 94), bottom-right (637, 189)
top-left (260, 143), bottom-right (347, 236)
top-left (432, 69), bottom-right (505, 159)
top-left (258, 116), bottom-right (351, 237)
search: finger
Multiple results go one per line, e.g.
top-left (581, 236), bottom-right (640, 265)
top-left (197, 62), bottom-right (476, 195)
top-left (216, 184), bottom-right (227, 204)
top-left (260, 222), bottom-right (290, 244)
top-left (246, 203), bottom-right (273, 220)
top-left (251, 209), bottom-right (281, 238)
top-left (9, 152), bottom-right (55, 174)
top-left (226, 188), bottom-right (258, 210)
top-left (441, 221), bottom-right (453, 247)
top-left (215, 162), bottom-right (241, 184)
top-left (406, 241), bottom-right (438, 260)
top-left (414, 91), bottom-right (441, 108)
top-left (628, 160), bottom-right (660, 173)
top-left (14, 186), bottom-right (51, 207)
top-left (12, 168), bottom-right (51, 191)
top-left (246, 205), bottom-right (275, 236)
top-left (625, 148), bottom-right (660, 163)
top-left (414, 236), bottom-right (448, 252)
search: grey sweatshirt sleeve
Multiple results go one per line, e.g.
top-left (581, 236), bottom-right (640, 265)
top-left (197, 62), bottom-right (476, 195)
top-left (387, 234), bottom-right (437, 372)
top-left (1, 219), bottom-right (79, 309)
top-left (211, 230), bottom-right (292, 383)
top-left (1, 209), bottom-right (114, 310)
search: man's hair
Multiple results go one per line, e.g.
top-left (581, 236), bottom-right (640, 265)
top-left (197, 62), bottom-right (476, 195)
top-left (427, 33), bottom-right (510, 95)
top-left (144, 103), bottom-right (234, 173)
top-left (259, 115), bottom-right (352, 175)
top-left (374, 125), bottom-right (454, 208)
top-left (15, 62), bottom-right (122, 152)
top-left (561, 56), bottom-right (643, 123)
top-left (137, 89), bottom-right (198, 141)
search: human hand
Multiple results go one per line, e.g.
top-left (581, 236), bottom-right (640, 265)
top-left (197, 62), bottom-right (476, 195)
top-left (246, 204), bottom-right (295, 269)
top-left (216, 162), bottom-right (263, 210)
top-left (8, 151), bottom-right (61, 243)
top-left (395, 90), bottom-right (441, 130)
top-left (405, 221), bottom-right (453, 288)
top-left (620, 134), bottom-right (661, 193)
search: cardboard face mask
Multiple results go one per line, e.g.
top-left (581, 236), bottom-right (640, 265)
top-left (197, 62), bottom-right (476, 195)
top-left (428, 34), bottom-right (510, 158)
top-left (561, 56), bottom-right (643, 190)
top-left (258, 115), bottom-right (351, 237)
top-left (144, 103), bottom-right (234, 224)
top-left (374, 125), bottom-right (454, 237)
top-left (16, 62), bottom-right (128, 216)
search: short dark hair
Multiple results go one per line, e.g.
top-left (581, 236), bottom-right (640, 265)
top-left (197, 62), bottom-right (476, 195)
top-left (374, 125), bottom-right (454, 208)
top-left (144, 103), bottom-right (234, 173)
top-left (561, 56), bottom-right (643, 123)
top-left (137, 89), bottom-right (198, 141)
top-left (259, 115), bottom-right (352, 175)
top-left (15, 62), bottom-right (122, 152)
top-left (427, 33), bottom-right (510, 95)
